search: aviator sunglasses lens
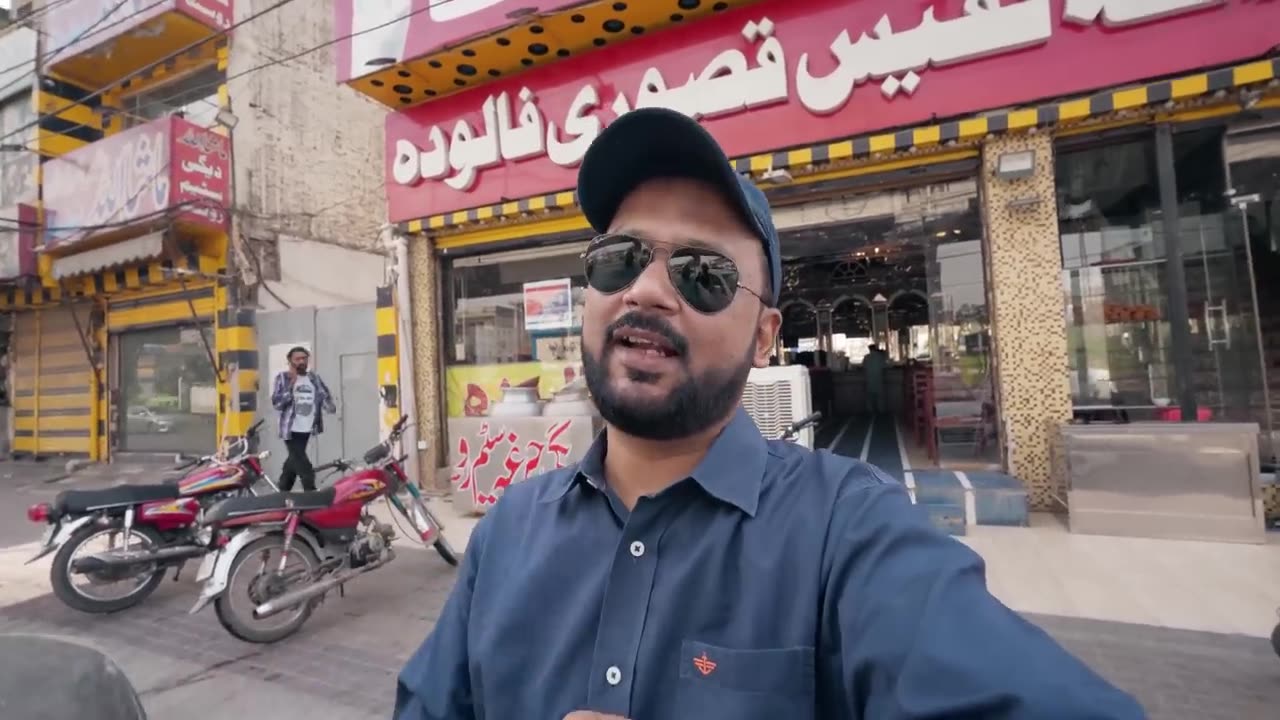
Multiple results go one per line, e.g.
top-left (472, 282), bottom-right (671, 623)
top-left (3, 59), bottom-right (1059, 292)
top-left (667, 248), bottom-right (740, 313)
top-left (584, 236), bottom-right (652, 294)
top-left (584, 235), bottom-right (742, 314)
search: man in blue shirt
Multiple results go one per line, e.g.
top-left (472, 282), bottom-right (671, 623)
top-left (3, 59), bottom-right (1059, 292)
top-left (395, 107), bottom-right (1145, 720)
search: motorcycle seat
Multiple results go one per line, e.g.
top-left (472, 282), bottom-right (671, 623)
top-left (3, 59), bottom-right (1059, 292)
top-left (55, 484), bottom-right (183, 515)
top-left (204, 487), bottom-right (337, 524)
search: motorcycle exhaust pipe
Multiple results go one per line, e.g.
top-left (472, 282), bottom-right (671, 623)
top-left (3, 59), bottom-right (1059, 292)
top-left (70, 545), bottom-right (207, 573)
top-left (253, 550), bottom-right (396, 620)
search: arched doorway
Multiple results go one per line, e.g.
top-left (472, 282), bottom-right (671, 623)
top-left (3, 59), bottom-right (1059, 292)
top-left (828, 296), bottom-right (873, 368)
top-left (888, 290), bottom-right (930, 362)
top-left (779, 300), bottom-right (820, 367)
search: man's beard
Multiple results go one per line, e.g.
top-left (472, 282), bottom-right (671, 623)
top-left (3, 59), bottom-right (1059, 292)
top-left (582, 313), bottom-right (755, 441)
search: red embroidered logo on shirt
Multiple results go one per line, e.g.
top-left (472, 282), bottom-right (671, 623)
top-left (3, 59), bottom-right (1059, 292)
top-left (693, 652), bottom-right (717, 676)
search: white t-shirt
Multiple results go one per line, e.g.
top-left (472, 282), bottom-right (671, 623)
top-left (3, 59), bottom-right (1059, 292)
top-left (291, 375), bottom-right (317, 434)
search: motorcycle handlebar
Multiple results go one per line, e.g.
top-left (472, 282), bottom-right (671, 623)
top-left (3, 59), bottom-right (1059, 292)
top-left (315, 459), bottom-right (351, 473)
top-left (780, 412), bottom-right (823, 440)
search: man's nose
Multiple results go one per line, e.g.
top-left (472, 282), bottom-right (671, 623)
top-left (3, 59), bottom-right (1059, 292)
top-left (621, 253), bottom-right (679, 313)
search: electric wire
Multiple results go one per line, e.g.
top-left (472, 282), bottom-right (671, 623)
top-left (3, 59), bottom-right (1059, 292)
top-left (3, 0), bottom-right (444, 151)
top-left (0, 0), bottom-right (467, 231)
top-left (0, 0), bottom-right (167, 99)
top-left (0, 0), bottom-right (302, 148)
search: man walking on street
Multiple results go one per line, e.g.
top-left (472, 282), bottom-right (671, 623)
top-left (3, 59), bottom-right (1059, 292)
top-left (271, 346), bottom-right (335, 492)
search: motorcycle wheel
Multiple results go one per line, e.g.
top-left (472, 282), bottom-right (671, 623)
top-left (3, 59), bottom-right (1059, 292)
top-left (401, 493), bottom-right (459, 567)
top-left (50, 523), bottom-right (166, 614)
top-left (1271, 621), bottom-right (1280, 659)
top-left (214, 535), bottom-right (320, 644)
top-left (434, 536), bottom-right (459, 567)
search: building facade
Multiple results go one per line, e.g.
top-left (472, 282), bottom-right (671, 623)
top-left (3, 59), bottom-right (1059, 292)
top-left (348, 0), bottom-right (1280, 523)
top-left (0, 0), bottom-right (389, 462)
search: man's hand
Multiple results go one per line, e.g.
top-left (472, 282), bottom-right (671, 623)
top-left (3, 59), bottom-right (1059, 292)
top-left (286, 368), bottom-right (297, 386)
top-left (563, 714), bottom-right (628, 720)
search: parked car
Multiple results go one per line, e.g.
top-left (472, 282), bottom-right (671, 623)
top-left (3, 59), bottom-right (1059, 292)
top-left (126, 406), bottom-right (172, 434)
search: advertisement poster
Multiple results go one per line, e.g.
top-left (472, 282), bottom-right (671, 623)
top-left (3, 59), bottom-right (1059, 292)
top-left (522, 278), bottom-right (573, 331)
top-left (446, 361), bottom-right (583, 417)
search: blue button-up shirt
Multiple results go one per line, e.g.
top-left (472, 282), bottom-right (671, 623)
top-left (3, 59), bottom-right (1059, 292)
top-left (396, 409), bottom-right (1144, 719)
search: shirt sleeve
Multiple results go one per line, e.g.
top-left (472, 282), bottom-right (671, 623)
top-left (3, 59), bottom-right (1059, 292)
top-left (823, 479), bottom-right (1146, 720)
top-left (270, 373), bottom-right (292, 411)
top-left (318, 375), bottom-right (337, 413)
top-left (394, 511), bottom-right (490, 720)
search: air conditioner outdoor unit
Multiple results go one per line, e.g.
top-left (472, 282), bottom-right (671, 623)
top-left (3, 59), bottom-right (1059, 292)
top-left (742, 365), bottom-right (815, 449)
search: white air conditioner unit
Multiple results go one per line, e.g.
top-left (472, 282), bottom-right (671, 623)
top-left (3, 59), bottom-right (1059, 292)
top-left (742, 365), bottom-right (815, 449)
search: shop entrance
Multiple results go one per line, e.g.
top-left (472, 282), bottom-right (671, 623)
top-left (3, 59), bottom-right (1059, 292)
top-left (773, 177), bottom-right (998, 476)
top-left (114, 324), bottom-right (218, 453)
top-left (1055, 123), bottom-right (1279, 464)
top-left (1226, 120), bottom-right (1280, 461)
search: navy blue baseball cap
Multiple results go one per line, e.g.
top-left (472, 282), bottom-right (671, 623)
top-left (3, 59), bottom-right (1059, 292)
top-left (576, 107), bottom-right (783, 307)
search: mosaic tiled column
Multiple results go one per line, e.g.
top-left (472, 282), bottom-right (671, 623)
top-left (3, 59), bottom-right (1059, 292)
top-left (407, 235), bottom-right (444, 488)
top-left (980, 133), bottom-right (1073, 510)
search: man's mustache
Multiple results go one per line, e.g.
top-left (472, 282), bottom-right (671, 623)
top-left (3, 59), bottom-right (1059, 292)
top-left (605, 312), bottom-right (689, 357)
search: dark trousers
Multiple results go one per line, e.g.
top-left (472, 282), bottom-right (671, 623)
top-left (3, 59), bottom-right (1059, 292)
top-left (279, 432), bottom-right (315, 492)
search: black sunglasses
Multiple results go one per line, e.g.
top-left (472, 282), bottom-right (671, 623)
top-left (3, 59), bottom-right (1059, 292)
top-left (581, 233), bottom-right (766, 314)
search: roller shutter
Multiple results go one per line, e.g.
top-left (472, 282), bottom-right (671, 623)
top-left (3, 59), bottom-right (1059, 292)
top-left (12, 308), bottom-right (96, 455)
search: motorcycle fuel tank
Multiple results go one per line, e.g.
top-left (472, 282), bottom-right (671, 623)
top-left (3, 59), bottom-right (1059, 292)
top-left (139, 497), bottom-right (201, 530)
top-left (303, 468), bottom-right (390, 531)
top-left (331, 468), bottom-right (389, 505)
top-left (178, 465), bottom-right (246, 496)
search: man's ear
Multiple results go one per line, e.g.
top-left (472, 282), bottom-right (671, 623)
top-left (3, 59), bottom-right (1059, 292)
top-left (753, 308), bottom-right (782, 368)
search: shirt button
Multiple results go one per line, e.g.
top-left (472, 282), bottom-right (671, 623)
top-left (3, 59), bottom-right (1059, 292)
top-left (605, 666), bottom-right (622, 686)
top-left (629, 541), bottom-right (645, 558)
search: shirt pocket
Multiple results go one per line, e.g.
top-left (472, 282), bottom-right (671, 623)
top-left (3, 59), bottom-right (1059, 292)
top-left (675, 640), bottom-right (815, 720)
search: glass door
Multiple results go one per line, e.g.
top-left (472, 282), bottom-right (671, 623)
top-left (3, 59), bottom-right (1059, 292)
top-left (116, 325), bottom-right (218, 453)
top-left (1056, 128), bottom-right (1271, 433)
top-left (1225, 122), bottom-right (1280, 459)
top-left (1167, 128), bottom-right (1267, 427)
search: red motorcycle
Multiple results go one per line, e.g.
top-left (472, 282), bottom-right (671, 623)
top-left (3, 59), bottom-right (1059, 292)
top-left (26, 420), bottom-right (276, 614)
top-left (189, 415), bottom-right (457, 643)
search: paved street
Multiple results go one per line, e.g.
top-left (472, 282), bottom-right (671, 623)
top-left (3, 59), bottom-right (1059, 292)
top-left (2, 557), bottom-right (1277, 719)
top-left (0, 468), bottom-right (1277, 718)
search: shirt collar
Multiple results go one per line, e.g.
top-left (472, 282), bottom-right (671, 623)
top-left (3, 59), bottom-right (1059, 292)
top-left (539, 407), bottom-right (769, 516)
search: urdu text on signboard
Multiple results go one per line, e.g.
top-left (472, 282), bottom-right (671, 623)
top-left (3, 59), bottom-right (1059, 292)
top-left (384, 0), bottom-right (1277, 223)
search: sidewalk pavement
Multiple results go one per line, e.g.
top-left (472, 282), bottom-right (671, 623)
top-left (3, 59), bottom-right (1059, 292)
top-left (963, 514), bottom-right (1280, 638)
top-left (0, 457), bottom-right (179, 489)
top-left (1, 461), bottom-right (1277, 719)
top-left (6, 456), bottom-right (1277, 639)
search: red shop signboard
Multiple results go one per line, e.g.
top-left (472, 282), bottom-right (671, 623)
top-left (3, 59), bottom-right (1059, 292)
top-left (42, 116), bottom-right (232, 250)
top-left (384, 0), bottom-right (1280, 224)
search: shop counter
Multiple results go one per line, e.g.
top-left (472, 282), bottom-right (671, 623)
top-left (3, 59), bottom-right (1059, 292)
top-left (446, 414), bottom-right (602, 515)
top-left (1061, 422), bottom-right (1267, 544)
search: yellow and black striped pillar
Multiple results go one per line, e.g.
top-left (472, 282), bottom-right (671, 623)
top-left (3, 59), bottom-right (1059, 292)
top-left (93, 306), bottom-right (108, 460)
top-left (34, 75), bottom-right (104, 160)
top-left (375, 284), bottom-right (402, 439)
top-left (34, 75), bottom-right (108, 288)
top-left (216, 295), bottom-right (257, 443)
